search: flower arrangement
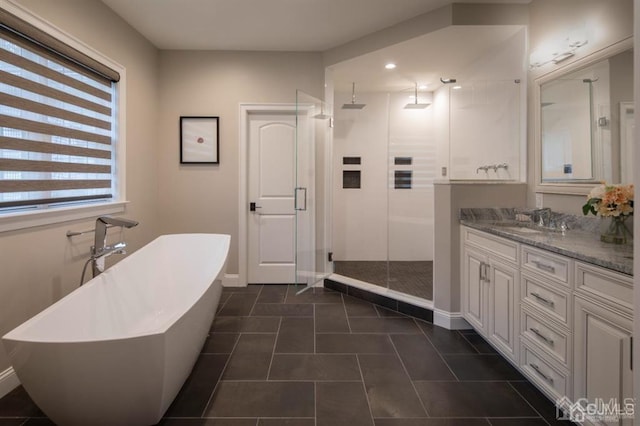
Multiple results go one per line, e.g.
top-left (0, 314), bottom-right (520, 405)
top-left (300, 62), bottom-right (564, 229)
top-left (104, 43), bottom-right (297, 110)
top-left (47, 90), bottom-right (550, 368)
top-left (582, 183), bottom-right (634, 217)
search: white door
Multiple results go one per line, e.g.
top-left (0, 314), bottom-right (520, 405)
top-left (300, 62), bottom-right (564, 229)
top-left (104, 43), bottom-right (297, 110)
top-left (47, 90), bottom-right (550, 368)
top-left (248, 112), bottom-right (297, 283)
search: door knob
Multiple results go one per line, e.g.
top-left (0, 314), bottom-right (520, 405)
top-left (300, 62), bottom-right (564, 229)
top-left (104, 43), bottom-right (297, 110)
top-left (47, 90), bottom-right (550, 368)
top-left (249, 202), bottom-right (262, 212)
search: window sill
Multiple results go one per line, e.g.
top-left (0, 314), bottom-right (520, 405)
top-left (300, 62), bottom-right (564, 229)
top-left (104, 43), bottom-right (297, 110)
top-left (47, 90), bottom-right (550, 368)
top-left (0, 201), bottom-right (129, 233)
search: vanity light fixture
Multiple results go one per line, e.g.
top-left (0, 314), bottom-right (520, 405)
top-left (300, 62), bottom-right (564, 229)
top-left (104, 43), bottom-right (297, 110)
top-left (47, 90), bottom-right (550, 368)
top-left (529, 37), bottom-right (588, 69)
top-left (385, 63), bottom-right (397, 70)
top-left (440, 77), bottom-right (457, 84)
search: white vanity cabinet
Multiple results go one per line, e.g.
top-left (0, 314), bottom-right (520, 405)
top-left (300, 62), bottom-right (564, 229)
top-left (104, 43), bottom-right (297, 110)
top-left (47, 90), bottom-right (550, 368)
top-left (518, 247), bottom-right (573, 402)
top-left (461, 228), bottom-right (519, 361)
top-left (460, 225), bottom-right (634, 423)
top-left (573, 263), bottom-right (633, 426)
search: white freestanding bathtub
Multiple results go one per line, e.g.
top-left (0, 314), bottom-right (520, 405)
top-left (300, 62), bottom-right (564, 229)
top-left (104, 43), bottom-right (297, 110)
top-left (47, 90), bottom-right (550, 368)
top-left (2, 233), bottom-right (230, 426)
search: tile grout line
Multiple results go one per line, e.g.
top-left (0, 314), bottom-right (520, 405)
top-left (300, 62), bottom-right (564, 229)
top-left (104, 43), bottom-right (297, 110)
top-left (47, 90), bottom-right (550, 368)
top-left (355, 354), bottom-right (376, 426)
top-left (265, 316), bottom-right (283, 381)
top-left (388, 333), bottom-right (431, 417)
top-left (506, 381), bottom-right (555, 425)
top-left (200, 334), bottom-right (242, 418)
top-left (414, 318), bottom-right (462, 382)
top-left (247, 284), bottom-right (264, 316)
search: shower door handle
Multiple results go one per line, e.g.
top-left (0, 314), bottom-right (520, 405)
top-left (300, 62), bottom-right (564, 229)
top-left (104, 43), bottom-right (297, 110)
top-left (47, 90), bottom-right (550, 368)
top-left (295, 187), bottom-right (307, 211)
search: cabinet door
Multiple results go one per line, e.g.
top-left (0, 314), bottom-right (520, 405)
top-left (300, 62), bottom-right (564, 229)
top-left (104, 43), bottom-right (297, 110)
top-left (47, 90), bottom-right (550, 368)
top-left (488, 259), bottom-right (519, 361)
top-left (574, 296), bottom-right (633, 425)
top-left (462, 246), bottom-right (488, 333)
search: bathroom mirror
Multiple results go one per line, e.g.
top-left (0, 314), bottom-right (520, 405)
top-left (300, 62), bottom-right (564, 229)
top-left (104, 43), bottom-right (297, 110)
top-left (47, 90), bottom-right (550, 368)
top-left (535, 38), bottom-right (634, 194)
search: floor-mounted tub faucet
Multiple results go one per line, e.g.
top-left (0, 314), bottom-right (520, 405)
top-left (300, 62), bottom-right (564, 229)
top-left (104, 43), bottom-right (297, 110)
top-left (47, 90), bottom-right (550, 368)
top-left (91, 216), bottom-right (139, 277)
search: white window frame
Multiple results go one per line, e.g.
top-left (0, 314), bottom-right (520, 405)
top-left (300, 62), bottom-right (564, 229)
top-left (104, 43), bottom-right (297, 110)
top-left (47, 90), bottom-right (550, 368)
top-left (0, 0), bottom-right (127, 233)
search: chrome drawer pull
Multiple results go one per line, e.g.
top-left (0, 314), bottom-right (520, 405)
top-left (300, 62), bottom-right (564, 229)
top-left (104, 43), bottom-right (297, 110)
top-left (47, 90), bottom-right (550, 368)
top-left (530, 292), bottom-right (555, 307)
top-left (530, 363), bottom-right (554, 384)
top-left (530, 327), bottom-right (555, 346)
top-left (532, 260), bottom-right (556, 274)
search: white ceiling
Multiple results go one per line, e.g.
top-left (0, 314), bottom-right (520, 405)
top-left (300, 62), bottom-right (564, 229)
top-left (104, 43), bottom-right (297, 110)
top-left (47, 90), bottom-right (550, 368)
top-left (100, 0), bottom-right (528, 51)
top-left (330, 25), bottom-right (524, 93)
top-left (100, 0), bottom-right (528, 94)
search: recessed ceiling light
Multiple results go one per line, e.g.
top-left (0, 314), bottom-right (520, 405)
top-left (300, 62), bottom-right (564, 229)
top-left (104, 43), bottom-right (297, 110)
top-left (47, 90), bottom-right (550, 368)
top-left (418, 84), bottom-right (428, 90)
top-left (385, 63), bottom-right (396, 70)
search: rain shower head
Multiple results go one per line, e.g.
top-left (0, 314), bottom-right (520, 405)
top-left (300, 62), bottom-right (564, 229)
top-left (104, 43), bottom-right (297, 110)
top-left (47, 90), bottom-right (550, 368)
top-left (342, 82), bottom-right (366, 109)
top-left (342, 103), bottom-right (366, 109)
top-left (313, 105), bottom-right (331, 119)
top-left (404, 82), bottom-right (431, 109)
top-left (404, 103), bottom-right (429, 109)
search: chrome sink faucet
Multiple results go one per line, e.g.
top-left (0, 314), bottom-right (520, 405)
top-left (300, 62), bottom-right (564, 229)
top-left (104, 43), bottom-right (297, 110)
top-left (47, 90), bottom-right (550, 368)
top-left (533, 208), bottom-right (552, 227)
top-left (91, 216), bottom-right (139, 277)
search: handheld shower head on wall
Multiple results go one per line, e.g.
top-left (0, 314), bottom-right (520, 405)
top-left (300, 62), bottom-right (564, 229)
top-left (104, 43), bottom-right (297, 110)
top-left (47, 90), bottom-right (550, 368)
top-left (342, 82), bottom-right (366, 109)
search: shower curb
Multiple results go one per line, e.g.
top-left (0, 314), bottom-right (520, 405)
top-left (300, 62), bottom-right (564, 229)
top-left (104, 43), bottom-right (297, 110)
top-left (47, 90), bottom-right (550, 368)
top-left (323, 278), bottom-right (434, 323)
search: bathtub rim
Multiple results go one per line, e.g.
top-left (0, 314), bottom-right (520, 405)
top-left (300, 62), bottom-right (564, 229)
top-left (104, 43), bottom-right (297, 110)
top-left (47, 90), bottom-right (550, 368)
top-left (2, 233), bottom-right (230, 344)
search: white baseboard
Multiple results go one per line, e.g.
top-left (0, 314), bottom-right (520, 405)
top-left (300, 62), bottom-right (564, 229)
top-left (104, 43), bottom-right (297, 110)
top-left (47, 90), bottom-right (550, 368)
top-left (0, 367), bottom-right (19, 399)
top-left (222, 274), bottom-right (241, 287)
top-left (434, 310), bottom-right (472, 330)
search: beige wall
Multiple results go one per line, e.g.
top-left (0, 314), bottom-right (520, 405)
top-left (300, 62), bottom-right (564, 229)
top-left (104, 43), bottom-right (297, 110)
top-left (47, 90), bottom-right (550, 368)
top-left (157, 50), bottom-right (324, 273)
top-left (0, 0), bottom-right (160, 372)
top-left (527, 0), bottom-right (634, 212)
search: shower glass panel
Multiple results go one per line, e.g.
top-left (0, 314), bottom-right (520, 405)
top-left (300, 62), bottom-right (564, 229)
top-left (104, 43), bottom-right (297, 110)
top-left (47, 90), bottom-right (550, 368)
top-left (295, 90), bottom-right (332, 287)
top-left (332, 89), bottom-right (435, 302)
top-left (449, 80), bottom-right (521, 180)
top-left (387, 92), bottom-right (435, 300)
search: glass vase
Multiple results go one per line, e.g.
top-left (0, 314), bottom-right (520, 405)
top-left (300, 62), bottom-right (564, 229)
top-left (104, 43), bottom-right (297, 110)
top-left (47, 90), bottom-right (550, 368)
top-left (600, 215), bottom-right (631, 244)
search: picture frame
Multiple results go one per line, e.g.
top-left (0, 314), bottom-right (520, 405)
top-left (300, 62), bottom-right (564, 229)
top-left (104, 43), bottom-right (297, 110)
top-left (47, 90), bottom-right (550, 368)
top-left (180, 116), bottom-right (219, 164)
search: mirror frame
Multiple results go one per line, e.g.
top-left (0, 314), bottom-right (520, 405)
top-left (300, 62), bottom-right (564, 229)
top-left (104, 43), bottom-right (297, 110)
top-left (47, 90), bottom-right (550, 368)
top-left (534, 37), bottom-right (633, 195)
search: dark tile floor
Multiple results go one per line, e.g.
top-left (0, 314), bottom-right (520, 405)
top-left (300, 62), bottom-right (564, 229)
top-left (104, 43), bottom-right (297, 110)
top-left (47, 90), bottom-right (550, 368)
top-left (334, 261), bottom-right (433, 300)
top-left (0, 284), bottom-right (572, 425)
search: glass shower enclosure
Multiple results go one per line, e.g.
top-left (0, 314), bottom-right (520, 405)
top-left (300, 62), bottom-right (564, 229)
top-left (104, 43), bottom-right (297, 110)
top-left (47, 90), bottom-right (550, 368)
top-left (294, 90), bottom-right (332, 288)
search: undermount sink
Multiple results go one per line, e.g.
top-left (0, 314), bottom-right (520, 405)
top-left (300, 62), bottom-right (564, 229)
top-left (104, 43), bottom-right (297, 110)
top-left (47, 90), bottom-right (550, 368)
top-left (498, 226), bottom-right (545, 234)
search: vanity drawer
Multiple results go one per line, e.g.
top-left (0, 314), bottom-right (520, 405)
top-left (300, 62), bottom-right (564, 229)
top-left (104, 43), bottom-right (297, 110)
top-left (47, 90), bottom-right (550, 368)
top-left (463, 228), bottom-right (518, 263)
top-left (521, 246), bottom-right (571, 287)
top-left (521, 306), bottom-right (570, 368)
top-left (521, 273), bottom-right (570, 327)
top-left (520, 341), bottom-right (570, 401)
top-left (575, 262), bottom-right (633, 312)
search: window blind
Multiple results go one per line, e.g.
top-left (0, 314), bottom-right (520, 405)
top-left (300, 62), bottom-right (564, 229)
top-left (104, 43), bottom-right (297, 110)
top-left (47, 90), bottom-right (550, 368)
top-left (0, 13), bottom-right (118, 211)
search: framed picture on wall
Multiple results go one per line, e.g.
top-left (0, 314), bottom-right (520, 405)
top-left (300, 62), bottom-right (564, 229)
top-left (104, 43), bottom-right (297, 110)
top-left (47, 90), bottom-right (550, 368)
top-left (180, 116), bottom-right (219, 164)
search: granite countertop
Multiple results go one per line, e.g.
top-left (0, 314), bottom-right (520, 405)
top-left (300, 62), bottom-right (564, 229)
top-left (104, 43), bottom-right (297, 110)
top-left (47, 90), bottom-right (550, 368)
top-left (460, 208), bottom-right (633, 276)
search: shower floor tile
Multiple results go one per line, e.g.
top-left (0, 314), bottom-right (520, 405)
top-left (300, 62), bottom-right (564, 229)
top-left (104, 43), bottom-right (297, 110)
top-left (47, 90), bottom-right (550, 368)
top-left (334, 260), bottom-right (433, 300)
top-left (0, 284), bottom-right (573, 425)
